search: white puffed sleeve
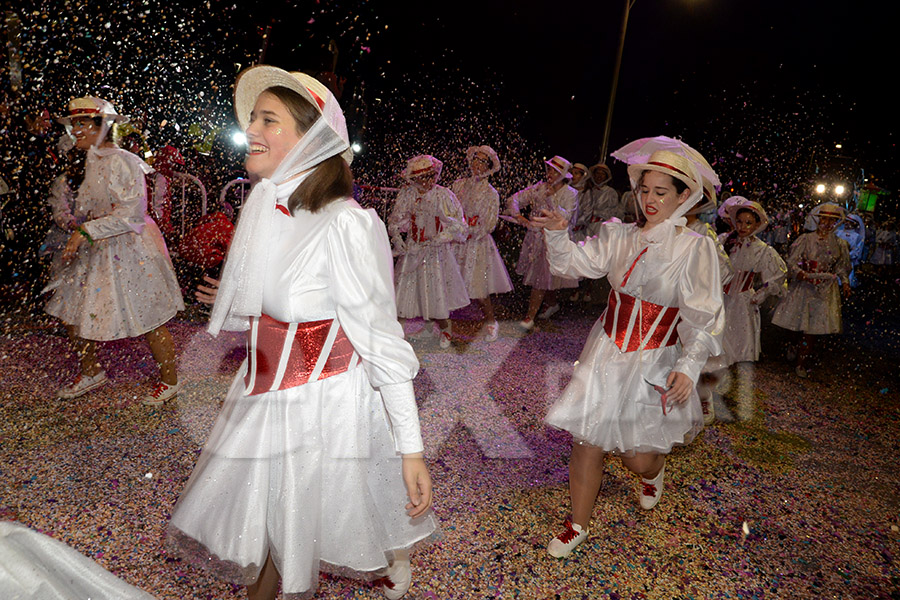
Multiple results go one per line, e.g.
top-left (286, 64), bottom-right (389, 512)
top-left (673, 236), bottom-right (725, 383)
top-left (436, 188), bottom-right (468, 244)
top-left (544, 221), bottom-right (623, 280)
top-left (47, 175), bottom-right (76, 230)
top-left (387, 187), bottom-right (415, 254)
top-left (326, 207), bottom-right (423, 454)
top-left (80, 154), bottom-right (148, 240)
top-left (751, 243), bottom-right (788, 304)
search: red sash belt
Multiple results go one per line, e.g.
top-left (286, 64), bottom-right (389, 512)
top-left (601, 290), bottom-right (680, 352)
top-left (244, 314), bottom-right (359, 396)
top-left (723, 270), bottom-right (757, 294)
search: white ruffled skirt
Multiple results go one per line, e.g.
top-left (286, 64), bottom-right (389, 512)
top-left (454, 235), bottom-right (513, 299)
top-left (43, 219), bottom-right (184, 340)
top-left (772, 279), bottom-right (842, 335)
top-left (516, 228), bottom-right (578, 291)
top-left (166, 363), bottom-right (437, 599)
top-left (545, 319), bottom-right (703, 455)
top-left (722, 291), bottom-right (762, 364)
top-left (394, 242), bottom-right (470, 320)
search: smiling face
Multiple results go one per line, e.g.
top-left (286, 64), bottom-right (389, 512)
top-left (244, 91), bottom-right (303, 179)
top-left (411, 171), bottom-right (437, 192)
top-left (735, 209), bottom-right (761, 238)
top-left (817, 215), bottom-right (838, 234)
top-left (545, 165), bottom-right (563, 184)
top-left (637, 170), bottom-right (691, 229)
top-left (470, 152), bottom-right (491, 177)
top-left (70, 117), bottom-right (102, 150)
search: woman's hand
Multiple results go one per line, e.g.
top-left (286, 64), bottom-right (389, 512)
top-left (530, 209), bottom-right (569, 231)
top-left (665, 371), bottom-right (694, 405)
top-left (195, 276), bottom-right (220, 305)
top-left (61, 230), bottom-right (85, 263)
top-left (401, 453), bottom-right (433, 518)
top-left (842, 281), bottom-right (851, 299)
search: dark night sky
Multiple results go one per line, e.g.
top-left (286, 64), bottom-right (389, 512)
top-left (6, 0), bottom-right (895, 205)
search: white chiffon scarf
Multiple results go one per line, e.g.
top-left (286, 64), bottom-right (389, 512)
top-left (208, 115), bottom-right (349, 335)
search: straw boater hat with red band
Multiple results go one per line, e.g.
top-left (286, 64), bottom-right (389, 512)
top-left (466, 145), bottom-right (501, 177)
top-left (545, 155), bottom-right (572, 178)
top-left (805, 202), bottom-right (846, 231)
top-left (402, 154), bottom-right (443, 182)
top-left (233, 65), bottom-right (353, 165)
top-left (724, 198), bottom-right (769, 235)
top-left (57, 96), bottom-right (129, 126)
top-left (626, 150), bottom-right (702, 198)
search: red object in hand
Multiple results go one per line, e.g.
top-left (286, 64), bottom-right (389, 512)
top-left (178, 213), bottom-right (235, 268)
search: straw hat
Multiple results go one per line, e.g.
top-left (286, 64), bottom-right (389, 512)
top-left (626, 150), bottom-right (703, 198)
top-left (57, 96), bottom-right (128, 126)
top-left (545, 155), bottom-right (572, 177)
top-left (233, 65), bottom-right (352, 164)
top-left (402, 154), bottom-right (443, 181)
top-left (717, 195), bottom-right (750, 227)
top-left (804, 202), bottom-right (846, 231)
top-left (724, 199), bottom-right (769, 235)
top-left (589, 163), bottom-right (612, 185)
top-left (466, 145), bottom-right (500, 176)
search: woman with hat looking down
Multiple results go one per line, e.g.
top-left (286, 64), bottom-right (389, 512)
top-left (44, 96), bottom-right (184, 405)
top-left (166, 66), bottom-right (436, 600)
top-left (531, 141), bottom-right (724, 559)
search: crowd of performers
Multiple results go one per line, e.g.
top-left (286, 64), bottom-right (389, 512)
top-left (7, 64), bottom-right (878, 599)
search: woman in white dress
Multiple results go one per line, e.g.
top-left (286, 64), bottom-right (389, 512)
top-left (43, 97), bottom-right (183, 404)
top-left (718, 200), bottom-right (787, 365)
top-left (506, 155), bottom-right (579, 329)
top-left (389, 154), bottom-right (470, 349)
top-left (772, 202), bottom-right (850, 378)
top-left (166, 66), bottom-right (436, 600)
top-left (450, 145), bottom-right (512, 341)
top-left (532, 147), bottom-right (724, 559)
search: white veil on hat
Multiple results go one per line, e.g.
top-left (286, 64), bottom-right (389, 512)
top-left (208, 66), bottom-right (351, 335)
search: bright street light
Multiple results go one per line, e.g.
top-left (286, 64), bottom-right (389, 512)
top-left (835, 185), bottom-right (845, 195)
top-left (815, 184), bottom-right (826, 194)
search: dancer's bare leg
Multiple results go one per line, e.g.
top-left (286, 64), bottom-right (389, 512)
top-left (569, 441), bottom-right (607, 528)
top-left (525, 288), bottom-right (545, 322)
top-left (145, 325), bottom-right (177, 385)
top-left (477, 297), bottom-right (495, 322)
top-left (66, 325), bottom-right (101, 376)
top-left (247, 553), bottom-right (279, 600)
top-left (620, 452), bottom-right (665, 480)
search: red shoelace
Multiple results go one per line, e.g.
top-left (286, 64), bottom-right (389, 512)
top-left (373, 576), bottom-right (395, 590)
top-left (641, 482), bottom-right (658, 497)
top-left (148, 382), bottom-right (169, 399)
top-left (556, 521), bottom-right (580, 544)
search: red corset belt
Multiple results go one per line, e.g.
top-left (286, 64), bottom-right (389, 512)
top-left (601, 289), bottom-right (681, 352)
top-left (244, 314), bottom-right (359, 396)
top-left (723, 270), bottom-right (756, 295)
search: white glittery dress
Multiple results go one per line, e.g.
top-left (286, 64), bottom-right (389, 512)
top-left (43, 147), bottom-right (184, 340)
top-left (389, 184), bottom-right (470, 319)
top-left (450, 176), bottom-right (513, 299)
top-left (772, 232), bottom-right (850, 335)
top-left (718, 234), bottom-right (787, 364)
top-left (168, 185), bottom-right (437, 598)
top-left (508, 182), bottom-right (579, 290)
top-left (543, 222), bottom-right (724, 454)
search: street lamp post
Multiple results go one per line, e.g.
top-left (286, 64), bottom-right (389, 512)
top-left (599, 0), bottom-right (637, 163)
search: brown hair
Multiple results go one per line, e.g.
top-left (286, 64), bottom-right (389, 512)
top-left (264, 86), bottom-right (353, 213)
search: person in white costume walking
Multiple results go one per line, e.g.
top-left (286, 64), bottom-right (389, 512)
top-left (166, 66), bottom-right (436, 600)
top-left (389, 154), bottom-right (470, 349)
top-left (772, 202), bottom-right (850, 378)
top-left (43, 96), bottom-right (183, 405)
top-left (532, 145), bottom-right (724, 559)
top-left (450, 145), bottom-right (513, 341)
top-left (506, 155), bottom-right (579, 329)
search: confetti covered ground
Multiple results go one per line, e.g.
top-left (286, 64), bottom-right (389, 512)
top-left (1, 270), bottom-right (899, 599)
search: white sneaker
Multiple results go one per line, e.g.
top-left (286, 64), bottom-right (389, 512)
top-left (547, 521), bottom-right (589, 558)
top-left (142, 381), bottom-right (180, 406)
top-left (484, 320), bottom-right (499, 342)
top-left (538, 304), bottom-right (560, 319)
top-left (795, 365), bottom-right (808, 379)
top-left (58, 370), bottom-right (108, 399)
top-left (639, 462), bottom-right (666, 510)
top-left (376, 559), bottom-right (411, 600)
top-left (518, 318), bottom-right (534, 331)
top-left (439, 327), bottom-right (452, 349)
